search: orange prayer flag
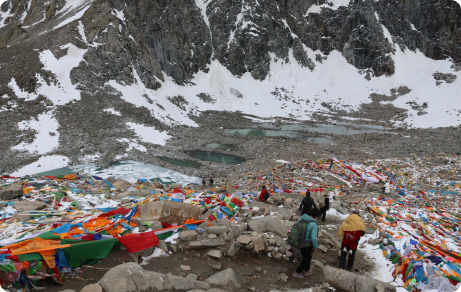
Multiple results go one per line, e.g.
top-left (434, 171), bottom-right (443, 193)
top-left (22, 187), bottom-right (35, 194)
top-left (10, 245), bottom-right (71, 255)
top-left (64, 174), bottom-right (77, 180)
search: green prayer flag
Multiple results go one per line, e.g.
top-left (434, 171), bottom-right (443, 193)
top-left (63, 238), bottom-right (117, 268)
top-left (38, 232), bottom-right (61, 240)
top-left (156, 231), bottom-right (174, 241)
top-left (17, 252), bottom-right (42, 262)
top-left (0, 261), bottom-right (16, 273)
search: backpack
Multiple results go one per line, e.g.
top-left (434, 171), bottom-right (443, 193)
top-left (287, 221), bottom-right (315, 259)
top-left (262, 190), bottom-right (270, 200)
top-left (318, 197), bottom-right (325, 208)
top-left (313, 192), bottom-right (325, 208)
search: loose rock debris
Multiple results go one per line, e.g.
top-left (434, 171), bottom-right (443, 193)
top-left (0, 154), bottom-right (460, 291)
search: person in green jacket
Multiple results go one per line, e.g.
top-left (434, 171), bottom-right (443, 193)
top-left (293, 208), bottom-right (321, 279)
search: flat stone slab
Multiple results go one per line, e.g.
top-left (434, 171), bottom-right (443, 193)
top-left (236, 235), bottom-right (252, 245)
top-left (207, 249), bottom-right (223, 258)
top-left (189, 239), bottom-right (226, 249)
top-left (205, 226), bottom-right (229, 235)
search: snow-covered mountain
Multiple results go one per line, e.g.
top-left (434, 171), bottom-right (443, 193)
top-left (0, 0), bottom-right (460, 173)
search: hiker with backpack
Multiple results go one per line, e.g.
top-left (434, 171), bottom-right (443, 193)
top-left (291, 208), bottom-right (322, 278)
top-left (289, 208), bottom-right (322, 279)
top-left (299, 191), bottom-right (316, 215)
top-left (259, 185), bottom-right (270, 202)
top-left (338, 210), bottom-right (366, 270)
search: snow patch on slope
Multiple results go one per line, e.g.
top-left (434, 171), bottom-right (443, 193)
top-left (52, 0), bottom-right (94, 31)
top-left (19, 0), bottom-right (31, 22)
top-left (306, 0), bottom-right (351, 14)
top-left (126, 122), bottom-right (171, 146)
top-left (111, 46), bottom-right (459, 129)
top-left (195, 0), bottom-right (210, 28)
top-left (107, 67), bottom-right (199, 127)
top-left (388, 49), bottom-right (461, 128)
top-left (112, 8), bottom-right (125, 22)
top-left (8, 44), bottom-right (87, 105)
top-left (374, 12), bottom-right (394, 46)
top-left (11, 155), bottom-right (69, 177)
top-left (77, 21), bottom-right (87, 43)
top-left (8, 78), bottom-right (31, 99)
top-left (0, 2), bottom-right (13, 28)
top-left (103, 108), bottom-right (121, 116)
top-left (38, 44), bottom-right (87, 104)
top-left (12, 112), bottom-right (60, 155)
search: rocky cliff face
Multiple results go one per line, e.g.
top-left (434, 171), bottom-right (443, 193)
top-left (1, 0), bottom-right (459, 86)
top-left (0, 0), bottom-right (460, 173)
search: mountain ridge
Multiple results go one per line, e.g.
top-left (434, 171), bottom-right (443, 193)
top-left (0, 0), bottom-right (460, 174)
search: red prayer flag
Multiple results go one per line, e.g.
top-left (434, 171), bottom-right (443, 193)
top-left (117, 231), bottom-right (159, 253)
top-left (99, 207), bottom-right (131, 217)
top-left (230, 198), bottom-right (244, 208)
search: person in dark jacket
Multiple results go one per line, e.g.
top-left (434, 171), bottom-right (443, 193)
top-left (299, 191), bottom-right (316, 215)
top-left (209, 177), bottom-right (214, 186)
top-left (320, 193), bottom-right (330, 222)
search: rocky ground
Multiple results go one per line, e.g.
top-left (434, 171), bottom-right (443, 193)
top-left (107, 110), bottom-right (461, 182)
top-left (35, 176), bottom-right (389, 292)
top-left (3, 142), bottom-right (457, 292)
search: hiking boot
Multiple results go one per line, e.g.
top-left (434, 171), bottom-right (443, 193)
top-left (292, 272), bottom-right (304, 279)
top-left (302, 270), bottom-right (313, 276)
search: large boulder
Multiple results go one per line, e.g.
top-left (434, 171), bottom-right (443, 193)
top-left (324, 266), bottom-right (396, 292)
top-left (139, 200), bottom-right (202, 224)
top-left (0, 184), bottom-right (24, 200)
top-left (98, 262), bottom-right (209, 292)
top-left (112, 179), bottom-right (130, 190)
top-left (247, 216), bottom-right (292, 237)
top-left (180, 230), bottom-right (198, 241)
top-left (13, 201), bottom-right (46, 212)
top-left (205, 268), bottom-right (239, 292)
top-left (99, 262), bottom-right (172, 292)
top-left (81, 283), bottom-right (102, 292)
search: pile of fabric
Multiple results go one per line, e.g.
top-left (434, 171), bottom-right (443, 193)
top-left (367, 192), bottom-right (461, 292)
top-left (0, 173), bottom-right (252, 290)
top-left (1, 155), bottom-right (460, 291)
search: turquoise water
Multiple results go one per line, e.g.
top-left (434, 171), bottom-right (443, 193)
top-left (224, 129), bottom-right (336, 144)
top-left (157, 157), bottom-right (202, 168)
top-left (35, 167), bottom-right (74, 177)
top-left (184, 150), bottom-right (245, 164)
top-left (225, 129), bottom-right (307, 139)
top-left (255, 123), bottom-right (388, 135)
top-left (205, 143), bottom-right (238, 151)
